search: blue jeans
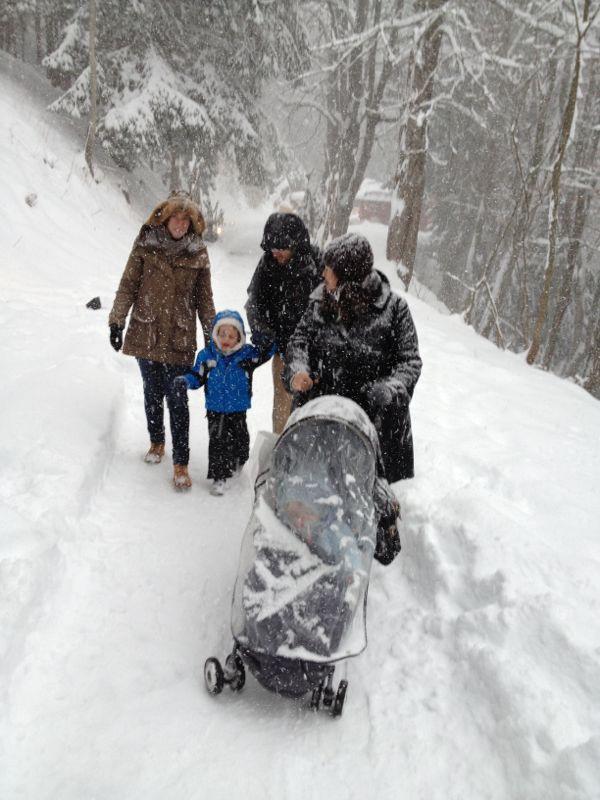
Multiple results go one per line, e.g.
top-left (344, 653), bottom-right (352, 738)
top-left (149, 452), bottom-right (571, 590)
top-left (137, 359), bottom-right (190, 465)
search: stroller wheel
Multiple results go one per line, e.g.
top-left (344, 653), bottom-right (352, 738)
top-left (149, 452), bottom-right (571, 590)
top-left (322, 686), bottom-right (334, 708)
top-left (310, 684), bottom-right (322, 711)
top-left (225, 654), bottom-right (246, 692)
top-left (204, 657), bottom-right (225, 695)
top-left (331, 680), bottom-right (348, 718)
top-left (322, 666), bottom-right (335, 707)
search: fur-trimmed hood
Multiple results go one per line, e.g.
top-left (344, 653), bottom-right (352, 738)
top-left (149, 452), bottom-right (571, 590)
top-left (136, 223), bottom-right (206, 258)
top-left (146, 191), bottom-right (205, 236)
top-left (211, 309), bottom-right (246, 354)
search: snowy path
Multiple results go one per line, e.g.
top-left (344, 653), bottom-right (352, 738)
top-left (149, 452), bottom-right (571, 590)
top-left (1, 61), bottom-right (600, 800)
top-left (1, 241), bottom-right (414, 799)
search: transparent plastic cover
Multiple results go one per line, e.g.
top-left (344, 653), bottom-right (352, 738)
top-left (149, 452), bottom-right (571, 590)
top-left (232, 403), bottom-right (378, 663)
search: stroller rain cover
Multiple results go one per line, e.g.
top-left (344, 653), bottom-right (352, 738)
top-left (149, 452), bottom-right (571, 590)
top-left (232, 397), bottom-right (380, 663)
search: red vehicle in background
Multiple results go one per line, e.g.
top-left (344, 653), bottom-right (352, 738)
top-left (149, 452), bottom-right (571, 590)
top-left (352, 183), bottom-right (434, 231)
top-left (354, 185), bottom-right (392, 225)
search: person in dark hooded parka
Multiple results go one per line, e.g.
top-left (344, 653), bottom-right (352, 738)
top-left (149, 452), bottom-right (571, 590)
top-left (246, 212), bottom-right (321, 433)
top-left (284, 232), bottom-right (422, 483)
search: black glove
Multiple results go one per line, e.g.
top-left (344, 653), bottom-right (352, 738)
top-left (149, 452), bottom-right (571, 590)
top-left (110, 324), bottom-right (123, 352)
top-left (369, 381), bottom-right (410, 412)
top-left (172, 375), bottom-right (189, 391)
top-left (374, 501), bottom-right (401, 566)
top-left (251, 331), bottom-right (275, 350)
top-left (238, 355), bottom-right (260, 372)
top-left (374, 523), bottom-right (401, 565)
top-left (369, 381), bottom-right (394, 409)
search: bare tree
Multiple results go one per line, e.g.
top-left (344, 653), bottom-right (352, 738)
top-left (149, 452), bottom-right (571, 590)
top-left (34, 0), bottom-right (43, 63)
top-left (583, 287), bottom-right (600, 395)
top-left (84, 0), bottom-right (97, 177)
top-left (542, 61), bottom-right (600, 369)
top-left (321, 0), bottom-right (409, 241)
top-left (386, 0), bottom-right (446, 288)
top-left (526, 0), bottom-right (592, 365)
top-left (292, 0), bottom-right (413, 243)
top-left (487, 54), bottom-right (558, 347)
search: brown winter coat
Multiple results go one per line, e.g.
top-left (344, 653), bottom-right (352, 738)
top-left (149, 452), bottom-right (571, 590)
top-left (109, 196), bottom-right (216, 366)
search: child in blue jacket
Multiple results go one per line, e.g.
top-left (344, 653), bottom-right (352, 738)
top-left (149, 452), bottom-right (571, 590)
top-left (175, 309), bottom-right (273, 495)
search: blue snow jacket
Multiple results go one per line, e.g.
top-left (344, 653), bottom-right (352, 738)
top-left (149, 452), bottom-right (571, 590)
top-left (184, 309), bottom-right (273, 413)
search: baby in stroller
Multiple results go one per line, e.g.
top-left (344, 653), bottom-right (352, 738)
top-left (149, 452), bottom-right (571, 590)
top-left (203, 395), bottom-right (400, 716)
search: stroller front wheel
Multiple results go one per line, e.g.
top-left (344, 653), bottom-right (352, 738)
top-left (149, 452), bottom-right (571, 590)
top-left (225, 653), bottom-right (246, 692)
top-left (331, 680), bottom-right (348, 718)
top-left (204, 657), bottom-right (225, 694)
top-left (310, 684), bottom-right (322, 710)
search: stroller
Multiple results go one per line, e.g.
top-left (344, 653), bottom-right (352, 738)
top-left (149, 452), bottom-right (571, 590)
top-left (203, 396), bottom-right (400, 717)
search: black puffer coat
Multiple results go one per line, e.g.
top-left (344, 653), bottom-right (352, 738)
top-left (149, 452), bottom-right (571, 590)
top-left (284, 271), bottom-right (422, 482)
top-left (245, 214), bottom-right (321, 353)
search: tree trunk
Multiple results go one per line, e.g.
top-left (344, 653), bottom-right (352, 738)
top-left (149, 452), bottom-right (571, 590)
top-left (542, 64), bottom-right (600, 370)
top-left (5, 15), bottom-right (16, 56)
top-left (19, 13), bottom-right (27, 60)
top-left (386, 0), bottom-right (445, 289)
top-left (35, 1), bottom-right (44, 63)
top-left (526, 0), bottom-right (590, 365)
top-left (440, 197), bottom-right (485, 313)
top-left (46, 14), bottom-right (57, 52)
top-left (84, 0), bottom-right (98, 177)
top-left (491, 55), bottom-right (557, 344)
top-left (583, 300), bottom-right (600, 398)
top-left (320, 0), bottom-right (371, 242)
top-left (169, 150), bottom-right (180, 191)
top-left (319, 0), bottom-right (403, 244)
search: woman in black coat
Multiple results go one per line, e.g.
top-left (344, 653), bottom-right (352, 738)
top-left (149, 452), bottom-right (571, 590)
top-left (285, 232), bottom-right (422, 483)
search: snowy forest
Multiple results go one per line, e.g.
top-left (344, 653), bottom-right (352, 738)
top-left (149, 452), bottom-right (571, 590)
top-left (2, 0), bottom-right (599, 395)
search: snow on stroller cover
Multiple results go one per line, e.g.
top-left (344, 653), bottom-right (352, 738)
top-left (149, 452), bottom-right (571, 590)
top-left (204, 396), bottom-right (398, 715)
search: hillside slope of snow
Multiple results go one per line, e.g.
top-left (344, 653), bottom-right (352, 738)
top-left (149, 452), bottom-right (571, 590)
top-left (1, 62), bottom-right (599, 800)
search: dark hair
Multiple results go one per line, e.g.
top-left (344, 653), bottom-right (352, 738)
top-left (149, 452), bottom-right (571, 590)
top-left (321, 282), bottom-right (372, 324)
top-left (322, 233), bottom-right (374, 323)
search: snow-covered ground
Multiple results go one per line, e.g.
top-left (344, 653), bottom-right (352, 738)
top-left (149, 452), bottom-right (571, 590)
top-left (1, 61), bottom-right (600, 800)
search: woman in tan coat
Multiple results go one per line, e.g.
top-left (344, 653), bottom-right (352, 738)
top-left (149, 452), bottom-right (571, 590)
top-left (109, 191), bottom-right (216, 490)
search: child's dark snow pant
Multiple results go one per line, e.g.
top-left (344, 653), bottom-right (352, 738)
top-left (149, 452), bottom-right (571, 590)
top-left (207, 411), bottom-right (250, 481)
top-left (137, 358), bottom-right (190, 465)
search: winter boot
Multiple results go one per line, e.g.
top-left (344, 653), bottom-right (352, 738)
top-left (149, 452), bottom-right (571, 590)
top-left (209, 479), bottom-right (226, 496)
top-left (173, 464), bottom-right (192, 491)
top-left (144, 442), bottom-right (165, 464)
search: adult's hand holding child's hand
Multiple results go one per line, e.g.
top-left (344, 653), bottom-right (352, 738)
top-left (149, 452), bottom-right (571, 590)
top-left (291, 371), bottom-right (314, 393)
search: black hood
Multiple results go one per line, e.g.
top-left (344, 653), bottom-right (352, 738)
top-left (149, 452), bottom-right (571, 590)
top-left (260, 213), bottom-right (311, 254)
